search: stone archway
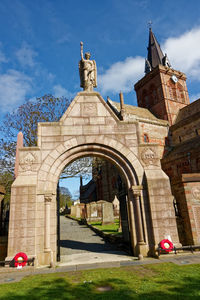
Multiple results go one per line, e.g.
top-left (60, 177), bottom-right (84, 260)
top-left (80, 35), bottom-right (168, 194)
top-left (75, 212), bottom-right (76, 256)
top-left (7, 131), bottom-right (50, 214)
top-left (7, 91), bottom-right (180, 266)
top-left (38, 141), bottom-right (144, 265)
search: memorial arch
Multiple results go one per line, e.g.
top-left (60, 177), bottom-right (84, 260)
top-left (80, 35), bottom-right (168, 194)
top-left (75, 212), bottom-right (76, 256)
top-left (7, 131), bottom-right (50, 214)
top-left (7, 91), bottom-right (180, 266)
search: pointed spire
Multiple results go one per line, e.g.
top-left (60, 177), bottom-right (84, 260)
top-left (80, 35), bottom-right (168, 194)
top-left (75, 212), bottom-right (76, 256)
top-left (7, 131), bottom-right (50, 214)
top-left (145, 28), bottom-right (171, 74)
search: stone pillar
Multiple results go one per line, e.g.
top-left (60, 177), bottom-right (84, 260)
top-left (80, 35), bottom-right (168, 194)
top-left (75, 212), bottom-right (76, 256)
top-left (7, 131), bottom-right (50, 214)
top-left (127, 193), bottom-right (136, 253)
top-left (44, 194), bottom-right (52, 252)
top-left (130, 186), bottom-right (147, 257)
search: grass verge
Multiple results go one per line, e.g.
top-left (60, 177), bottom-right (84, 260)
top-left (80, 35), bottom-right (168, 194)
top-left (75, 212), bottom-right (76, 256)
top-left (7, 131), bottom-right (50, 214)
top-left (0, 263), bottom-right (200, 299)
top-left (88, 219), bottom-right (120, 235)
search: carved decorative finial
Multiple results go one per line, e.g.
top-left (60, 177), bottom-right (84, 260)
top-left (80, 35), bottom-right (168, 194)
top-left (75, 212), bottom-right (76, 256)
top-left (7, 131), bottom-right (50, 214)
top-left (148, 20), bottom-right (153, 30)
top-left (79, 42), bottom-right (97, 91)
top-left (119, 91), bottom-right (125, 120)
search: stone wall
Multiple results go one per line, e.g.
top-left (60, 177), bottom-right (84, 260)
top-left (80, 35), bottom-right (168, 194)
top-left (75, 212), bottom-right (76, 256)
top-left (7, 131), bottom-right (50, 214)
top-left (170, 174), bottom-right (200, 245)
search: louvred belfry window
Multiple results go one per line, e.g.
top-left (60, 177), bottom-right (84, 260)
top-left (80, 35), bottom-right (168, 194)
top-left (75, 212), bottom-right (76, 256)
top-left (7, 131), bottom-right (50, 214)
top-left (177, 83), bottom-right (185, 103)
top-left (149, 84), bottom-right (157, 105)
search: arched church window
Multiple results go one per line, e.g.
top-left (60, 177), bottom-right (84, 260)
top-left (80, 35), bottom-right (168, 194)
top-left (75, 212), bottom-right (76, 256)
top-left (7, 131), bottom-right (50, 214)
top-left (196, 158), bottom-right (200, 170)
top-left (168, 80), bottom-right (177, 100)
top-left (142, 89), bottom-right (149, 107)
top-left (149, 84), bottom-right (157, 105)
top-left (168, 86), bottom-right (174, 100)
top-left (173, 198), bottom-right (180, 217)
top-left (177, 83), bottom-right (185, 103)
top-left (143, 133), bottom-right (149, 143)
top-left (152, 89), bottom-right (157, 103)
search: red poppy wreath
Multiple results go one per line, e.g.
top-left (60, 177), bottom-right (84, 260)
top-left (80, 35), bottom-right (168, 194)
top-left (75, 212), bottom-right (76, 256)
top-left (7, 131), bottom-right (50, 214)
top-left (160, 239), bottom-right (173, 252)
top-left (14, 252), bottom-right (28, 267)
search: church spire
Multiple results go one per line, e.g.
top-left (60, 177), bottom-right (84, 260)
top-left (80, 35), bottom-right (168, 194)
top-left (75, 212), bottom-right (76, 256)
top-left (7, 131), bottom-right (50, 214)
top-left (145, 28), bottom-right (171, 74)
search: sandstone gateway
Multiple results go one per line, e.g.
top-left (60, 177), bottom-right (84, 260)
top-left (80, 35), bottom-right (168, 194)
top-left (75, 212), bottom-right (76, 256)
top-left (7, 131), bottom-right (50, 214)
top-left (7, 31), bottom-right (200, 266)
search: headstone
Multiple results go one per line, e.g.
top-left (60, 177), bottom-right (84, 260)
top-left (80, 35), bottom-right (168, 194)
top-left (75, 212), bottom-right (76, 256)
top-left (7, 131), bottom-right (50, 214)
top-left (70, 206), bottom-right (76, 217)
top-left (102, 201), bottom-right (114, 225)
top-left (112, 196), bottom-right (120, 217)
top-left (86, 202), bottom-right (101, 222)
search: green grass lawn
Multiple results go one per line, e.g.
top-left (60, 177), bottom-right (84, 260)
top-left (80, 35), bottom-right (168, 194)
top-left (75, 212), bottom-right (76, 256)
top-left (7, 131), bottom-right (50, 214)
top-left (89, 219), bottom-right (120, 235)
top-left (0, 263), bottom-right (200, 299)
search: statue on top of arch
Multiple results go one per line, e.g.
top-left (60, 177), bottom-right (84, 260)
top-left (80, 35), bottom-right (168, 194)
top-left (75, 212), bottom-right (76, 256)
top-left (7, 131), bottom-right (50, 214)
top-left (79, 42), bottom-right (97, 91)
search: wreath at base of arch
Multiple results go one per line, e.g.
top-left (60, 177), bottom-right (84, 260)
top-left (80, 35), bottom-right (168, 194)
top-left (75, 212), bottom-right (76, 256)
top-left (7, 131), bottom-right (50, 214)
top-left (14, 252), bottom-right (28, 268)
top-left (159, 239), bottom-right (174, 252)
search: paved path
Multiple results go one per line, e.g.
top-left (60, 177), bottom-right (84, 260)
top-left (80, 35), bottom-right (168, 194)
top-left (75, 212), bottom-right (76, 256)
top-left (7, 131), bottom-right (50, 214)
top-left (59, 216), bottom-right (124, 260)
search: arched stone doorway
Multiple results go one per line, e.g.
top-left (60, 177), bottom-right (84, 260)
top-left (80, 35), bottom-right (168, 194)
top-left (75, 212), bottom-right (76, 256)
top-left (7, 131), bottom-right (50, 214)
top-left (37, 141), bottom-right (145, 265)
top-left (7, 91), bottom-right (180, 266)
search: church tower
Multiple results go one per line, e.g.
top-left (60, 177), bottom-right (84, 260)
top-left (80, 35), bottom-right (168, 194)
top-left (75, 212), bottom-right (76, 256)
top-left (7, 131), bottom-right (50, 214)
top-left (134, 28), bottom-right (190, 125)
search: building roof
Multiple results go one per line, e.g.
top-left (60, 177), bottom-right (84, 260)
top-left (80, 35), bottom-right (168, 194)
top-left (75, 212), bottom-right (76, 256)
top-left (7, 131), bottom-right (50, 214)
top-left (107, 99), bottom-right (168, 125)
top-left (174, 98), bottom-right (200, 125)
top-left (163, 136), bottom-right (200, 161)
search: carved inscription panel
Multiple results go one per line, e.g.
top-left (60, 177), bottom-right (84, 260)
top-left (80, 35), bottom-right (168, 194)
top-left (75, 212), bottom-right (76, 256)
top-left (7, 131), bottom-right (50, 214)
top-left (141, 148), bottom-right (159, 166)
top-left (82, 103), bottom-right (97, 116)
top-left (192, 187), bottom-right (200, 200)
top-left (20, 152), bottom-right (37, 172)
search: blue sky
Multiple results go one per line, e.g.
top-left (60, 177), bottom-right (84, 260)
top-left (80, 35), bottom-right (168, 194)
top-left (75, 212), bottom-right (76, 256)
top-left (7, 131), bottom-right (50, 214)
top-left (1, 0), bottom-right (200, 197)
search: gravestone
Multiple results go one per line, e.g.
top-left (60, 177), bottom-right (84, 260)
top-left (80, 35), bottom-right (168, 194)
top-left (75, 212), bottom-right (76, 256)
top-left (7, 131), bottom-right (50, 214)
top-left (101, 201), bottom-right (114, 225)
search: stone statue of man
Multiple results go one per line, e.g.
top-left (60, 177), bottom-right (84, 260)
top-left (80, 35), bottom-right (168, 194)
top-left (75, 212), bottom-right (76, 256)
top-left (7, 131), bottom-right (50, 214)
top-left (79, 42), bottom-right (97, 91)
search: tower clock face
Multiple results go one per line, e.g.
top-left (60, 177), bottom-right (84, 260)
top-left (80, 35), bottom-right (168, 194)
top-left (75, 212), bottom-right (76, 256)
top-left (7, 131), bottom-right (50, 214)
top-left (171, 75), bottom-right (178, 83)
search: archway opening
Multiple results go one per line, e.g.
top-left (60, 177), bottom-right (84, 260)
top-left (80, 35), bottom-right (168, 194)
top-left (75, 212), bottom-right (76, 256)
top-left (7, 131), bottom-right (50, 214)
top-left (56, 155), bottom-right (133, 263)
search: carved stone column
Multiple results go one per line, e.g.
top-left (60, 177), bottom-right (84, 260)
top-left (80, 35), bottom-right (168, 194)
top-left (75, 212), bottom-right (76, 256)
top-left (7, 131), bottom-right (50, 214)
top-left (44, 194), bottom-right (52, 252)
top-left (127, 192), bottom-right (136, 252)
top-left (130, 186), bottom-right (147, 258)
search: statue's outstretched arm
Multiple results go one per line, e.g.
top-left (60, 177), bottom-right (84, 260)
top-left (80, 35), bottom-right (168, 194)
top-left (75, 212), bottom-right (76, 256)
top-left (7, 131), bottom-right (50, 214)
top-left (80, 41), bottom-right (84, 61)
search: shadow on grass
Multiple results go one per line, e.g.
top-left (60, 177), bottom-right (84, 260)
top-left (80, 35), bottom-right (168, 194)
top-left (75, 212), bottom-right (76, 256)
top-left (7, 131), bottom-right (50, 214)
top-left (1, 278), bottom-right (136, 300)
top-left (1, 273), bottom-right (200, 300)
top-left (139, 275), bottom-right (200, 299)
top-left (100, 229), bottom-right (119, 233)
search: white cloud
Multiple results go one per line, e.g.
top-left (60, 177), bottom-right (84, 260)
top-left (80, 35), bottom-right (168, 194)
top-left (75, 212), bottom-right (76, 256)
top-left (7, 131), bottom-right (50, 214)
top-left (163, 27), bottom-right (200, 79)
top-left (57, 34), bottom-right (70, 44)
top-left (0, 69), bottom-right (32, 113)
top-left (0, 50), bottom-right (8, 64)
top-left (53, 84), bottom-right (74, 99)
top-left (16, 43), bottom-right (38, 68)
top-left (99, 56), bottom-right (144, 94)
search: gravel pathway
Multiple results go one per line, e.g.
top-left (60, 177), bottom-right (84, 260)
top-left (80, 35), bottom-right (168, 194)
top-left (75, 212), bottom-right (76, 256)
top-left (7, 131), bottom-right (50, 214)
top-left (60, 216), bottom-right (116, 256)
